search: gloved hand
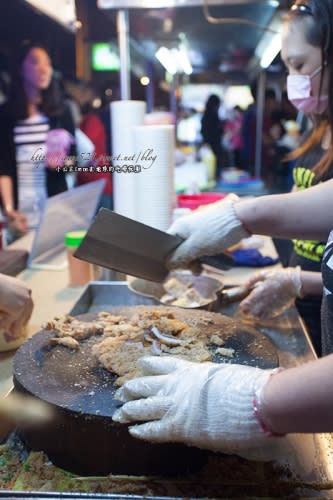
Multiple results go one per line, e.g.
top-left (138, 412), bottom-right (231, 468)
top-left (167, 194), bottom-right (249, 271)
top-left (240, 266), bottom-right (302, 320)
top-left (113, 356), bottom-right (284, 460)
top-left (0, 274), bottom-right (33, 338)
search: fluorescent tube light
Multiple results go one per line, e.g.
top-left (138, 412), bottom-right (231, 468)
top-left (177, 45), bottom-right (193, 75)
top-left (260, 32), bottom-right (281, 68)
top-left (155, 47), bottom-right (178, 75)
top-left (155, 46), bottom-right (192, 75)
top-left (24, 0), bottom-right (77, 31)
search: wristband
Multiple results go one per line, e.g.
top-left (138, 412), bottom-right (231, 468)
top-left (253, 368), bottom-right (286, 438)
top-left (253, 395), bottom-right (285, 437)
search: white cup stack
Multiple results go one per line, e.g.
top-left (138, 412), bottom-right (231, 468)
top-left (132, 124), bottom-right (175, 231)
top-left (110, 101), bottom-right (146, 219)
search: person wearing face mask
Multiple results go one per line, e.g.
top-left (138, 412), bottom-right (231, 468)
top-left (0, 41), bottom-right (76, 241)
top-left (112, 1), bottom-right (333, 460)
top-left (239, 1), bottom-right (332, 357)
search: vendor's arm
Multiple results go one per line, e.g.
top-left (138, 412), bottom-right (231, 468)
top-left (300, 270), bottom-right (323, 296)
top-left (262, 354), bottom-right (333, 434)
top-left (235, 179), bottom-right (333, 241)
top-left (168, 180), bottom-right (333, 270)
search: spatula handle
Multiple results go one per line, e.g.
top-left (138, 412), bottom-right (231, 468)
top-left (199, 253), bottom-right (234, 270)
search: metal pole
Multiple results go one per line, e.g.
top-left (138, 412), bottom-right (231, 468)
top-left (117, 9), bottom-right (131, 100)
top-left (169, 74), bottom-right (177, 116)
top-left (254, 70), bottom-right (266, 178)
top-left (146, 60), bottom-right (154, 113)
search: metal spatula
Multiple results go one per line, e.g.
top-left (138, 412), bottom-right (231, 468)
top-left (74, 209), bottom-right (233, 282)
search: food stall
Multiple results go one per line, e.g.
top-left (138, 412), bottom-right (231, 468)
top-left (0, 0), bottom-right (332, 498)
top-left (0, 227), bottom-right (331, 497)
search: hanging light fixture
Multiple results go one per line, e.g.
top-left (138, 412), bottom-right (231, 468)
top-left (155, 45), bottom-right (192, 75)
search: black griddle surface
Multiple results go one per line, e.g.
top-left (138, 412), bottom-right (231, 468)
top-left (14, 308), bottom-right (278, 418)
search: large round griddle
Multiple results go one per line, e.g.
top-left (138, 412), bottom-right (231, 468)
top-left (13, 306), bottom-right (279, 476)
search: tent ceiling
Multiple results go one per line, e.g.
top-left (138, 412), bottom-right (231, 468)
top-left (100, 1), bottom-right (291, 82)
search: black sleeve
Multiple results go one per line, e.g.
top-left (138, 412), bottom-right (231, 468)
top-left (60, 103), bottom-right (77, 160)
top-left (0, 106), bottom-right (15, 177)
top-left (59, 103), bottom-right (76, 136)
top-left (47, 104), bottom-right (77, 197)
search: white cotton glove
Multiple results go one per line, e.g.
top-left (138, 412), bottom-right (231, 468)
top-left (0, 274), bottom-right (33, 338)
top-left (113, 356), bottom-right (284, 461)
top-left (240, 266), bottom-right (303, 320)
top-left (167, 194), bottom-right (249, 270)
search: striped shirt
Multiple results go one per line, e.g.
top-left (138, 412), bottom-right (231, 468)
top-left (14, 114), bottom-right (49, 229)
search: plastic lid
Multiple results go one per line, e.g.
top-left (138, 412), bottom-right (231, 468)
top-left (64, 230), bottom-right (86, 247)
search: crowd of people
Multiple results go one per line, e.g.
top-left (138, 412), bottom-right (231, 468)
top-left (198, 87), bottom-right (300, 188)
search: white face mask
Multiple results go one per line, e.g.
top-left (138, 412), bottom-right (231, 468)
top-left (287, 65), bottom-right (328, 114)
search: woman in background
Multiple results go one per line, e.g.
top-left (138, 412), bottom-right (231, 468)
top-left (0, 41), bottom-right (75, 239)
top-left (201, 94), bottom-right (224, 181)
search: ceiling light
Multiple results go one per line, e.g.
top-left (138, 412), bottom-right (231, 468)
top-left (24, 0), bottom-right (77, 32)
top-left (177, 45), bottom-right (193, 75)
top-left (98, 1), bottom-right (278, 7)
top-left (155, 46), bottom-right (192, 75)
top-left (92, 98), bottom-right (102, 109)
top-left (140, 76), bottom-right (150, 86)
top-left (260, 32), bottom-right (281, 68)
top-left (163, 18), bottom-right (173, 33)
top-left (155, 47), bottom-right (178, 75)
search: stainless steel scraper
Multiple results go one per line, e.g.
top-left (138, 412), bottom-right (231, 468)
top-left (74, 209), bottom-right (233, 282)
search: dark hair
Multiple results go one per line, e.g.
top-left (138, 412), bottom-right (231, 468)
top-left (286, 1), bottom-right (333, 179)
top-left (8, 40), bottom-right (65, 121)
top-left (265, 88), bottom-right (276, 100)
top-left (204, 94), bottom-right (221, 113)
top-left (249, 81), bottom-right (257, 101)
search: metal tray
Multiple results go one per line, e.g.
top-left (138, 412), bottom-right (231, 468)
top-left (5, 281), bottom-right (333, 499)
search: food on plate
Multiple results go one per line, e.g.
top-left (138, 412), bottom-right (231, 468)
top-left (215, 347), bottom-right (235, 358)
top-left (44, 316), bottom-right (104, 341)
top-left (49, 336), bottom-right (80, 350)
top-left (160, 276), bottom-right (212, 308)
